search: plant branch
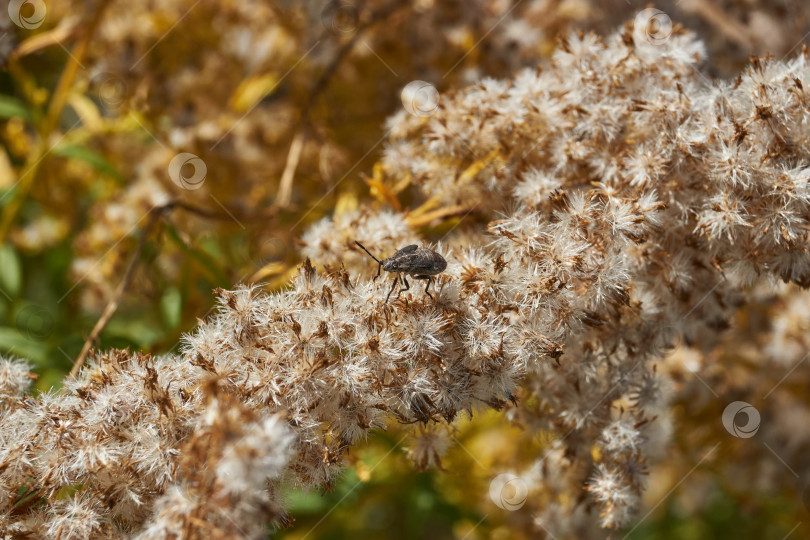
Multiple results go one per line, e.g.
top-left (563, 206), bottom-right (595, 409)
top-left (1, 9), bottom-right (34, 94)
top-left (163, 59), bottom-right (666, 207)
top-left (69, 203), bottom-right (168, 378)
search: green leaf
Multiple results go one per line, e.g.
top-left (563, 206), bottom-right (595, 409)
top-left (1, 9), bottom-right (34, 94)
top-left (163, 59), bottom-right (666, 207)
top-left (104, 317), bottom-right (164, 350)
top-left (0, 327), bottom-right (49, 364)
top-left (0, 243), bottom-right (22, 297)
top-left (164, 224), bottom-right (228, 286)
top-left (14, 302), bottom-right (56, 341)
top-left (0, 95), bottom-right (33, 122)
top-left (52, 144), bottom-right (120, 179)
top-left (160, 286), bottom-right (182, 329)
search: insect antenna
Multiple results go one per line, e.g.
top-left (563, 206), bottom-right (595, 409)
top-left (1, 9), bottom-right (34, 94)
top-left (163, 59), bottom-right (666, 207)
top-left (354, 241), bottom-right (382, 264)
top-left (355, 241), bottom-right (383, 280)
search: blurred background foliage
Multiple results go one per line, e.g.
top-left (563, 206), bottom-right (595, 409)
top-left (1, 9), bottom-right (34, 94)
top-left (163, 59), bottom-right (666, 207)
top-left (0, 0), bottom-right (809, 538)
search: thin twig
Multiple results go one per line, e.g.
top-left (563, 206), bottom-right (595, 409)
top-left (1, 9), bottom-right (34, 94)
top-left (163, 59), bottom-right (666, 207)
top-left (272, 20), bottom-right (365, 210)
top-left (679, 0), bottom-right (760, 51)
top-left (69, 204), bottom-right (169, 378)
top-left (275, 0), bottom-right (406, 208)
top-left (275, 130), bottom-right (305, 207)
top-left (172, 200), bottom-right (281, 222)
top-left (67, 197), bottom-right (282, 378)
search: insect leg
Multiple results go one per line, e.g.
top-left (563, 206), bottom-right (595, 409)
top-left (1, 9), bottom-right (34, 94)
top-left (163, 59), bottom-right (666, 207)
top-left (396, 275), bottom-right (410, 299)
top-left (385, 274), bottom-right (399, 303)
top-left (414, 275), bottom-right (433, 299)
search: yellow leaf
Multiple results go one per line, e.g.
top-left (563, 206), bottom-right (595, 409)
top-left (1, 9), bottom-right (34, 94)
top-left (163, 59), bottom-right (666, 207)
top-left (67, 93), bottom-right (102, 132)
top-left (392, 171), bottom-right (412, 194)
top-left (407, 196), bottom-right (441, 220)
top-left (363, 163), bottom-right (401, 210)
top-left (9, 23), bottom-right (76, 60)
top-left (264, 266), bottom-right (299, 291)
top-left (229, 73), bottom-right (280, 113)
top-left (334, 192), bottom-right (358, 217)
top-left (458, 147), bottom-right (500, 184)
top-left (0, 148), bottom-right (16, 190)
top-left (246, 261), bottom-right (287, 285)
top-left (406, 203), bottom-right (477, 228)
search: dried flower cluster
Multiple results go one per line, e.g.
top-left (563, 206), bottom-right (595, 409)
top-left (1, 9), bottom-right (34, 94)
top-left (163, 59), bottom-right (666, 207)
top-left (50, 0), bottom-right (596, 313)
top-left (27, 0), bottom-right (807, 315)
top-left (2, 16), bottom-right (810, 539)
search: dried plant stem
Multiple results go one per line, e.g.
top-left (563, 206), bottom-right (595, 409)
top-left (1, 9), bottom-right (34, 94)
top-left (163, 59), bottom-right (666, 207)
top-left (69, 197), bottom-right (281, 378)
top-left (679, 0), bottom-right (757, 50)
top-left (275, 130), bottom-right (305, 207)
top-left (275, 1), bottom-right (407, 208)
top-left (172, 200), bottom-right (279, 223)
top-left (69, 204), bottom-right (167, 378)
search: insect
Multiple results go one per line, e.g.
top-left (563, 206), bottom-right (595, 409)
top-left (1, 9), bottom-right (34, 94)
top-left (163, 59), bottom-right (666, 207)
top-left (355, 241), bottom-right (447, 303)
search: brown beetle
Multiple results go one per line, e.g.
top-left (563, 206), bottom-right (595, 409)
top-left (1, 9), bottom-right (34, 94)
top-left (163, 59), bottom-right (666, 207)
top-left (355, 241), bottom-right (447, 303)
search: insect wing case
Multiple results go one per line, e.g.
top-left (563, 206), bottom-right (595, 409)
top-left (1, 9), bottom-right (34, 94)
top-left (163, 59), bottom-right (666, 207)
top-left (384, 246), bottom-right (446, 275)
